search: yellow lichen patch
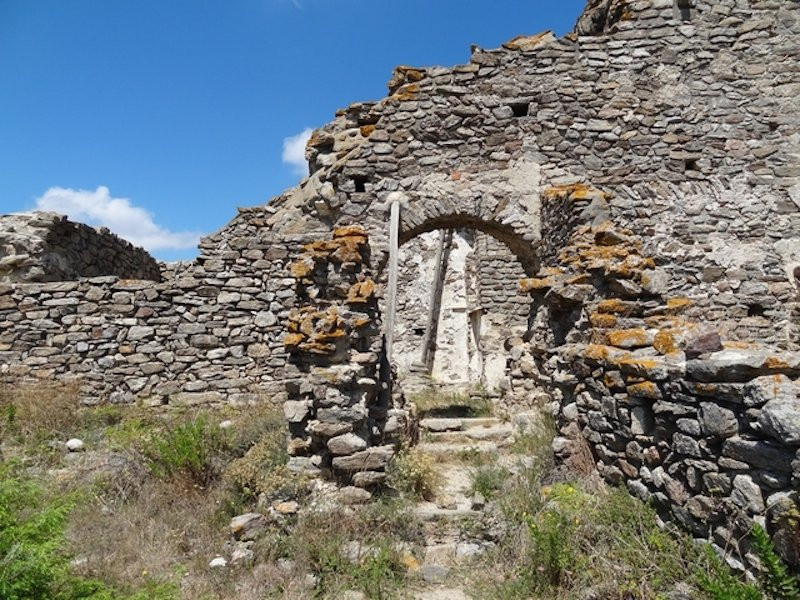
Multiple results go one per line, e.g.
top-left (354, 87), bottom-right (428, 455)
top-left (765, 356), bottom-right (790, 370)
top-left (665, 298), bottom-right (693, 314)
top-left (627, 381), bottom-right (661, 399)
top-left (567, 273), bottom-right (592, 285)
top-left (502, 30), bottom-right (556, 51)
top-left (360, 124), bottom-right (375, 137)
top-left (722, 340), bottom-right (756, 349)
top-left (353, 317), bottom-right (371, 328)
top-left (606, 328), bottom-right (651, 348)
top-left (653, 330), bottom-right (678, 355)
top-left (346, 279), bottom-right (377, 304)
top-left (290, 259), bottom-right (314, 279)
top-left (584, 344), bottom-right (611, 361)
top-left (306, 130), bottom-right (333, 149)
top-left (519, 277), bottom-right (553, 293)
top-left (539, 266), bottom-right (566, 277)
top-left (333, 225), bottom-right (367, 238)
top-left (596, 299), bottom-right (633, 314)
top-left (543, 183), bottom-right (612, 204)
top-left (391, 83), bottom-right (420, 102)
top-left (589, 313), bottom-right (618, 328)
top-left (283, 333), bottom-right (305, 348)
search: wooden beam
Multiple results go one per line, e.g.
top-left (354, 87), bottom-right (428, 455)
top-left (385, 196), bottom-right (401, 363)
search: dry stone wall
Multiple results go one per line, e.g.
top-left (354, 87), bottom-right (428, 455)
top-left (0, 212), bottom-right (160, 283)
top-left (0, 0), bottom-right (798, 566)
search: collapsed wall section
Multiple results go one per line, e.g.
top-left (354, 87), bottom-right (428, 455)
top-left (0, 212), bottom-right (161, 283)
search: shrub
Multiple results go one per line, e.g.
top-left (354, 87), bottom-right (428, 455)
top-left (386, 447), bottom-right (441, 500)
top-left (146, 414), bottom-right (229, 487)
top-left (0, 461), bottom-right (178, 600)
top-left (469, 465), bottom-right (510, 500)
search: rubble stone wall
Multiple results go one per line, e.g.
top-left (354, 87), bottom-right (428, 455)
top-left (0, 212), bottom-right (161, 283)
top-left (0, 0), bottom-right (798, 567)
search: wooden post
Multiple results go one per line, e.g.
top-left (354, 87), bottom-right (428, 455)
top-left (385, 194), bottom-right (401, 363)
top-left (420, 229), bottom-right (451, 372)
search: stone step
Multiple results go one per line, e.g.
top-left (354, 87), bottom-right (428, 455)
top-left (425, 424), bottom-right (513, 444)
top-left (420, 417), bottom-right (502, 432)
top-left (414, 503), bottom-right (481, 522)
top-left (416, 441), bottom-right (499, 460)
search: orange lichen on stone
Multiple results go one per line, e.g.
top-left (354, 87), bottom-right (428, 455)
top-left (333, 225), bottom-right (366, 238)
top-left (606, 328), bottom-right (650, 348)
top-left (306, 130), bottom-right (333, 149)
top-left (502, 30), bottom-right (556, 51)
top-left (391, 83), bottom-right (420, 102)
top-left (584, 344), bottom-right (611, 361)
top-left (627, 381), bottom-right (661, 399)
top-left (360, 124), bottom-right (375, 137)
top-left (596, 299), bottom-right (633, 314)
top-left (665, 298), bottom-right (693, 314)
top-left (653, 330), bottom-right (678, 355)
top-left (290, 259), bottom-right (314, 279)
top-left (519, 277), bottom-right (553, 293)
top-left (567, 273), bottom-right (592, 285)
top-left (543, 183), bottom-right (612, 204)
top-left (283, 333), bottom-right (305, 348)
top-left (590, 313), bottom-right (618, 328)
top-left (346, 279), bottom-right (377, 304)
top-left (765, 356), bottom-right (790, 370)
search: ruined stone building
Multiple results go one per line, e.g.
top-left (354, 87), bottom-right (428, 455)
top-left (1, 0), bottom-right (799, 572)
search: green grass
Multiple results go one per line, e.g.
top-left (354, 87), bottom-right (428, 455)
top-left (468, 465), bottom-right (511, 500)
top-left (0, 461), bottom-right (179, 600)
top-left (410, 388), bottom-right (493, 418)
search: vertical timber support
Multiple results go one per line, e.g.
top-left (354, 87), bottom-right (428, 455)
top-left (385, 192), bottom-right (403, 364)
top-left (420, 229), bottom-right (452, 373)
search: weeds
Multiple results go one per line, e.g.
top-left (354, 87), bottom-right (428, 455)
top-left (386, 447), bottom-right (441, 500)
top-left (0, 381), bottom-right (81, 444)
top-left (752, 523), bottom-right (800, 599)
top-left (411, 387), bottom-right (492, 418)
top-left (469, 465), bottom-right (510, 500)
top-left (145, 414), bottom-right (230, 486)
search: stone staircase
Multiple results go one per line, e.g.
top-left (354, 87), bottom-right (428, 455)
top-left (407, 413), bottom-right (517, 599)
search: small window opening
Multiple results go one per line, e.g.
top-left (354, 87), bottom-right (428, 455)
top-left (685, 158), bottom-right (699, 172)
top-left (510, 102), bottom-right (529, 118)
top-left (353, 176), bottom-right (368, 193)
top-left (413, 327), bottom-right (425, 336)
top-left (747, 305), bottom-right (766, 318)
top-left (675, 0), bottom-right (692, 21)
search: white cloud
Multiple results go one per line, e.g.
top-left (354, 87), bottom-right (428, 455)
top-left (34, 186), bottom-right (201, 252)
top-left (282, 127), bottom-right (313, 176)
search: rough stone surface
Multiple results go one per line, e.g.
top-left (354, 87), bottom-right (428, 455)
top-left (0, 0), bottom-right (799, 576)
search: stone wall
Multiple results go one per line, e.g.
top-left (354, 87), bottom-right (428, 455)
top-left (513, 183), bottom-right (800, 572)
top-left (0, 208), bottom-right (297, 406)
top-left (0, 0), bottom-right (799, 567)
top-left (0, 212), bottom-right (160, 283)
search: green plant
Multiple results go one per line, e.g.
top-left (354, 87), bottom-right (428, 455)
top-left (386, 447), bottom-right (441, 500)
top-left (469, 465), bottom-right (510, 500)
top-left (696, 546), bottom-right (762, 600)
top-left (410, 388), bottom-right (492, 418)
top-left (752, 523), bottom-right (800, 599)
top-left (0, 461), bottom-right (179, 600)
top-left (526, 508), bottom-right (577, 590)
top-left (146, 414), bottom-right (229, 486)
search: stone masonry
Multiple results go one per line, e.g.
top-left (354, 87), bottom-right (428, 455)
top-left (0, 0), bottom-right (799, 572)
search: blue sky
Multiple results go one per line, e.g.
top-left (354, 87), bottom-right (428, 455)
top-left (0, 0), bottom-right (586, 260)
